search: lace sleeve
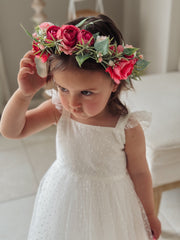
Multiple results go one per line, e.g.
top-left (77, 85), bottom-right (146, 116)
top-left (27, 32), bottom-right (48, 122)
top-left (45, 89), bottom-right (62, 112)
top-left (125, 111), bottom-right (152, 130)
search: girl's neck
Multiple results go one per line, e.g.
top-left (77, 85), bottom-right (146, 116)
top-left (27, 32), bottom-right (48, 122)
top-left (70, 110), bottom-right (121, 128)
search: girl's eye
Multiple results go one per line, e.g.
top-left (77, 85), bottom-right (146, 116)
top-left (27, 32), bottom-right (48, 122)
top-left (59, 86), bottom-right (68, 93)
top-left (81, 91), bottom-right (93, 96)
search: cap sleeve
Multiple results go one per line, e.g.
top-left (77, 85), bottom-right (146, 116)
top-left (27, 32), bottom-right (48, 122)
top-left (45, 89), bottom-right (62, 112)
top-left (125, 111), bottom-right (152, 131)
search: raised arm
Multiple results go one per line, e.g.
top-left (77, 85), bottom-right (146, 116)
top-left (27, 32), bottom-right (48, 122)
top-left (0, 51), bottom-right (60, 139)
top-left (125, 124), bottom-right (161, 239)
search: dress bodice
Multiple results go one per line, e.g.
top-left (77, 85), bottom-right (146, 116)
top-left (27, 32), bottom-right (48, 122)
top-left (56, 109), bottom-right (128, 178)
top-left (46, 89), bottom-right (151, 178)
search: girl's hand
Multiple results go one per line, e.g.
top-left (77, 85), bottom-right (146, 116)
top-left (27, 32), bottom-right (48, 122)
top-left (17, 50), bottom-right (47, 97)
top-left (147, 214), bottom-right (161, 239)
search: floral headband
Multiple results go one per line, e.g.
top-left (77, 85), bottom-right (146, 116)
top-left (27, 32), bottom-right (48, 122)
top-left (23, 19), bottom-right (149, 84)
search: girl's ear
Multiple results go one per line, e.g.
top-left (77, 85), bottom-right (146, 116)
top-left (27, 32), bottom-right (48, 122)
top-left (112, 83), bottom-right (118, 92)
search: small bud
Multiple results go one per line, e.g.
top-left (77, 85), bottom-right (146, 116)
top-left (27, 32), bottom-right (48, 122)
top-left (98, 57), bottom-right (103, 63)
top-left (108, 60), bottom-right (114, 66)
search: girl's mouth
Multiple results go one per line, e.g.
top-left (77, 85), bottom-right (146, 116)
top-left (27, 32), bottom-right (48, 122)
top-left (72, 108), bottom-right (83, 114)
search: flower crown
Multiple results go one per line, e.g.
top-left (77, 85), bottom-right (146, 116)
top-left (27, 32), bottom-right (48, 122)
top-left (23, 19), bottom-right (149, 84)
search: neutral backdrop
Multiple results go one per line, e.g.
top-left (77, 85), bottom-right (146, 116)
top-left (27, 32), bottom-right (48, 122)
top-left (0, 0), bottom-right (180, 95)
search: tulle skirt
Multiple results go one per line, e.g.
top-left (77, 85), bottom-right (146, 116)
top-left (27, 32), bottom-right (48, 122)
top-left (27, 160), bottom-right (153, 240)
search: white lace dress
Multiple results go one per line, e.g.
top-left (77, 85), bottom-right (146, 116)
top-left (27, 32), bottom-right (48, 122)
top-left (27, 91), bottom-right (153, 240)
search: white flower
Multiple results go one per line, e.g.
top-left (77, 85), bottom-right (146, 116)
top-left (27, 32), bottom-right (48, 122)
top-left (108, 60), bottom-right (114, 66)
top-left (95, 36), bottom-right (108, 43)
top-left (38, 44), bottom-right (45, 50)
top-left (97, 52), bottom-right (102, 57)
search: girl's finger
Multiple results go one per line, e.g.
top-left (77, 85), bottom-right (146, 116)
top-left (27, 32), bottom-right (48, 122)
top-left (18, 67), bottom-right (35, 77)
top-left (20, 58), bottom-right (36, 68)
top-left (23, 50), bottom-right (35, 59)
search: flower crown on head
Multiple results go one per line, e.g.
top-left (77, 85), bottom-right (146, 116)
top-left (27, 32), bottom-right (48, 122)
top-left (22, 18), bottom-right (149, 84)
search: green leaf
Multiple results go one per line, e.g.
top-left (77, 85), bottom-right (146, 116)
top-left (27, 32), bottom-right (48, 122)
top-left (94, 38), bottom-right (109, 55)
top-left (75, 18), bottom-right (89, 28)
top-left (20, 24), bottom-right (33, 39)
top-left (135, 59), bottom-right (150, 71)
top-left (75, 54), bottom-right (90, 67)
top-left (93, 32), bottom-right (99, 41)
top-left (123, 48), bottom-right (138, 56)
top-left (20, 24), bottom-right (38, 42)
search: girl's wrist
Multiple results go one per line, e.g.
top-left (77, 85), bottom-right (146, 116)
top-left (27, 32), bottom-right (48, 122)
top-left (146, 211), bottom-right (156, 217)
top-left (17, 88), bottom-right (35, 101)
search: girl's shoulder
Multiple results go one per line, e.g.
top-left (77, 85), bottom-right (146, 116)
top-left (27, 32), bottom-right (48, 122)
top-left (116, 111), bottom-right (151, 145)
top-left (116, 111), bottom-right (151, 131)
top-left (124, 111), bottom-right (152, 130)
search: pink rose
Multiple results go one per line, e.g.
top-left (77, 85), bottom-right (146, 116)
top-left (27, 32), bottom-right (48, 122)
top-left (117, 45), bottom-right (124, 53)
top-left (46, 25), bottom-right (60, 41)
top-left (77, 29), bottom-right (94, 45)
top-left (106, 59), bottom-right (137, 84)
top-left (32, 41), bottom-right (50, 63)
top-left (32, 32), bottom-right (38, 38)
top-left (125, 44), bottom-right (133, 48)
top-left (110, 45), bottom-right (124, 55)
top-left (57, 25), bottom-right (80, 55)
top-left (39, 22), bottom-right (53, 31)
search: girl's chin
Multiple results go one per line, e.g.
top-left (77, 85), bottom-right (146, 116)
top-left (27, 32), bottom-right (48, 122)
top-left (71, 111), bottom-right (95, 122)
top-left (72, 113), bottom-right (88, 120)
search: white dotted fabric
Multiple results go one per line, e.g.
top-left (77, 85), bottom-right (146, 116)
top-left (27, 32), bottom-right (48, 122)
top-left (28, 92), bottom-right (153, 240)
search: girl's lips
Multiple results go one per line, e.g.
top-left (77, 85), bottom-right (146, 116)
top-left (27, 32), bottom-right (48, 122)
top-left (72, 108), bottom-right (83, 113)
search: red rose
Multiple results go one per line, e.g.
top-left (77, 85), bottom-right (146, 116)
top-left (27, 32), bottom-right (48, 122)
top-left (46, 25), bottom-right (60, 41)
top-left (32, 41), bottom-right (50, 63)
top-left (106, 59), bottom-right (136, 84)
top-left (117, 45), bottom-right (124, 53)
top-left (77, 29), bottom-right (94, 45)
top-left (57, 25), bottom-right (80, 55)
top-left (124, 54), bottom-right (134, 59)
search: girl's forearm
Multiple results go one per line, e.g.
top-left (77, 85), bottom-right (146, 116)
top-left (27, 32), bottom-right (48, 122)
top-left (130, 171), bottom-right (155, 217)
top-left (0, 88), bottom-right (34, 138)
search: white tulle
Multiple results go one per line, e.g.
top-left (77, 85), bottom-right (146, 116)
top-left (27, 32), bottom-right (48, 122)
top-left (27, 91), bottom-right (153, 240)
top-left (45, 89), bottom-right (62, 112)
top-left (125, 111), bottom-right (152, 130)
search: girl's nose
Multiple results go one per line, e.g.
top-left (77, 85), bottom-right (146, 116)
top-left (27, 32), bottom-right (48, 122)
top-left (69, 95), bottom-right (81, 108)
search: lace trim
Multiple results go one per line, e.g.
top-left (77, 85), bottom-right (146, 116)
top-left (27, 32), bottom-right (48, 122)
top-left (45, 89), bottom-right (62, 112)
top-left (137, 198), bottom-right (154, 240)
top-left (125, 111), bottom-right (152, 130)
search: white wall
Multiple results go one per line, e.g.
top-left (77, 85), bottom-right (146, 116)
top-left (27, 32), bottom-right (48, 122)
top-left (122, 0), bottom-right (180, 74)
top-left (139, 0), bottom-right (172, 74)
top-left (167, 0), bottom-right (180, 72)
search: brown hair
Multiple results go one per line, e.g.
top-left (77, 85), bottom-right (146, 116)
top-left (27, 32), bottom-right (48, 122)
top-left (46, 14), bottom-right (133, 116)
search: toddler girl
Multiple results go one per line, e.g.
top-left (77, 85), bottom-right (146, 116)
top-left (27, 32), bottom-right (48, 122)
top-left (0, 14), bottom-right (161, 239)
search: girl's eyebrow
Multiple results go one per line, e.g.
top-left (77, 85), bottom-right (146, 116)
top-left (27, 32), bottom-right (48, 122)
top-left (54, 82), bottom-right (65, 89)
top-left (54, 82), bottom-right (97, 91)
top-left (54, 82), bottom-right (62, 87)
top-left (83, 88), bottom-right (97, 91)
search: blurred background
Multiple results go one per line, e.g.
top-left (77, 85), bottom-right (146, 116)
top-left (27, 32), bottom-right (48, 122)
top-left (0, 0), bottom-right (180, 239)
top-left (0, 0), bottom-right (180, 107)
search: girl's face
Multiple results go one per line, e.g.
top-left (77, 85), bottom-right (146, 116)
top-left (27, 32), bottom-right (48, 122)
top-left (53, 69), bottom-right (117, 122)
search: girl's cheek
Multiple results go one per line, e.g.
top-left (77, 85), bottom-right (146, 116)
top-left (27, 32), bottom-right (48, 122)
top-left (59, 95), bottom-right (69, 109)
top-left (85, 101), bottom-right (100, 114)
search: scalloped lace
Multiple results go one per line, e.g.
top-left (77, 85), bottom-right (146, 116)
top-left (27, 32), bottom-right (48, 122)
top-left (125, 111), bottom-right (152, 130)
